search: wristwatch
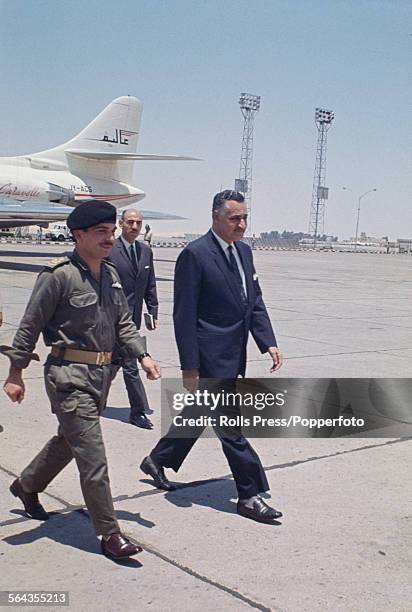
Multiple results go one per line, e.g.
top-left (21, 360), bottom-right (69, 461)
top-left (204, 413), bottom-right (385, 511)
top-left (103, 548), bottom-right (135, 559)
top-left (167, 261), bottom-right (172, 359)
top-left (138, 352), bottom-right (151, 363)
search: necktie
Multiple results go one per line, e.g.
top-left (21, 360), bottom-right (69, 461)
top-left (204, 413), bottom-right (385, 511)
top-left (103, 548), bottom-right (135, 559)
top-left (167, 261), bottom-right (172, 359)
top-left (130, 242), bottom-right (138, 271)
top-left (228, 245), bottom-right (247, 305)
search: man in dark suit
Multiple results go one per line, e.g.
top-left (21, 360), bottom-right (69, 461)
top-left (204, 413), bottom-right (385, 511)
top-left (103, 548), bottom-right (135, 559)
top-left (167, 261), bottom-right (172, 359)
top-left (141, 190), bottom-right (284, 523)
top-left (109, 209), bottom-right (158, 429)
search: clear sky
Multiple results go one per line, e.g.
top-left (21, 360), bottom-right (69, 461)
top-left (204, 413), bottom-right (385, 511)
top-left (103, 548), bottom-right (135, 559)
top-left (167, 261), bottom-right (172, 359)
top-left (0, 0), bottom-right (410, 239)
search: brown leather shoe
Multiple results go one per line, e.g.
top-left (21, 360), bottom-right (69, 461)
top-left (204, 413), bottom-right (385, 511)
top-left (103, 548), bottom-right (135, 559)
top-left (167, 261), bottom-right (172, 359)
top-left (9, 478), bottom-right (49, 521)
top-left (101, 533), bottom-right (143, 559)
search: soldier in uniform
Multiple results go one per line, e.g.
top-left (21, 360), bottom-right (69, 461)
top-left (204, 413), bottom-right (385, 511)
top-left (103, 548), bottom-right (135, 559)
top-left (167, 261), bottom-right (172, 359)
top-left (1, 200), bottom-right (160, 560)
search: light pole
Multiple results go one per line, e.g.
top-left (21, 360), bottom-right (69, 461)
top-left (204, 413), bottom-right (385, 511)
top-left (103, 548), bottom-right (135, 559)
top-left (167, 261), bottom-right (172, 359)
top-left (342, 187), bottom-right (377, 251)
top-left (235, 93), bottom-right (261, 236)
top-left (309, 108), bottom-right (334, 247)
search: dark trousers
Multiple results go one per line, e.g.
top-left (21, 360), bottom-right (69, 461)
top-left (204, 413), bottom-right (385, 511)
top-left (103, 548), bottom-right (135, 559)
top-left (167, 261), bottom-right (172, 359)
top-left (121, 357), bottom-right (150, 418)
top-left (151, 380), bottom-right (269, 500)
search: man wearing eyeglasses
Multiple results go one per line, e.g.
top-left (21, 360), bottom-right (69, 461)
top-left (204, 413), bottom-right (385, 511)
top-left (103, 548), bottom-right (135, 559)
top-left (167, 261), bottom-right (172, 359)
top-left (141, 190), bottom-right (284, 523)
top-left (109, 209), bottom-right (158, 430)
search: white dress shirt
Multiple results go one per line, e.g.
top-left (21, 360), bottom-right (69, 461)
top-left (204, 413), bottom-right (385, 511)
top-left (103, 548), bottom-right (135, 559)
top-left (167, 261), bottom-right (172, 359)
top-left (211, 229), bottom-right (247, 296)
top-left (120, 235), bottom-right (138, 261)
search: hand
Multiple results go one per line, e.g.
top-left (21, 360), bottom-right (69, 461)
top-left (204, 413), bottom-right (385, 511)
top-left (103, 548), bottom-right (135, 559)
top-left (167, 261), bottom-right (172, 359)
top-left (4, 368), bottom-right (25, 403)
top-left (182, 369), bottom-right (199, 393)
top-left (141, 356), bottom-right (161, 380)
top-left (268, 347), bottom-right (283, 373)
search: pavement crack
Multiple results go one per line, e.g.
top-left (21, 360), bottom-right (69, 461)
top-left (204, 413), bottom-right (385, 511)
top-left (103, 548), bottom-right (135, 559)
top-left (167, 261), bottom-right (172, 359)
top-left (284, 347), bottom-right (412, 360)
top-left (262, 437), bottom-right (411, 472)
top-left (134, 541), bottom-right (280, 611)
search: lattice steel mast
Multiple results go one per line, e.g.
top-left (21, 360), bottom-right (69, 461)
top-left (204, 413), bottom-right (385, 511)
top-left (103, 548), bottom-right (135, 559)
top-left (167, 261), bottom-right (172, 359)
top-left (235, 93), bottom-right (261, 233)
top-left (308, 108), bottom-right (334, 245)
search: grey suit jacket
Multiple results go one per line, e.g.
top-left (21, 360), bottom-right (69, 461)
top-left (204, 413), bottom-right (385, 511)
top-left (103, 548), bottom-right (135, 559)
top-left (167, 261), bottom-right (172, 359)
top-left (108, 238), bottom-right (158, 330)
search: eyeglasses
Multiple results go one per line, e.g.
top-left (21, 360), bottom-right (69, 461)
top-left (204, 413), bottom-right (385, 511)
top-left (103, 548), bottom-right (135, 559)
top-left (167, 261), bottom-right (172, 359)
top-left (125, 220), bottom-right (142, 226)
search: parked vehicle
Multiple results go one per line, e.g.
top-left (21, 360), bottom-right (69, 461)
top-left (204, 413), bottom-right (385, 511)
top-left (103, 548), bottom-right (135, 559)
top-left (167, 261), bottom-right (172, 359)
top-left (45, 223), bottom-right (71, 241)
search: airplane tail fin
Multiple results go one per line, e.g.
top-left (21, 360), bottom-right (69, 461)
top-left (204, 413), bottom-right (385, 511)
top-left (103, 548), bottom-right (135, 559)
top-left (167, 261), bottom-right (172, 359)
top-left (29, 96), bottom-right (143, 184)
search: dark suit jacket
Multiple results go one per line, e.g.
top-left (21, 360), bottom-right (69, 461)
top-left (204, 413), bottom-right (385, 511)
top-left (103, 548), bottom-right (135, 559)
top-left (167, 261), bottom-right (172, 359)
top-left (173, 230), bottom-right (277, 378)
top-left (108, 238), bottom-right (158, 330)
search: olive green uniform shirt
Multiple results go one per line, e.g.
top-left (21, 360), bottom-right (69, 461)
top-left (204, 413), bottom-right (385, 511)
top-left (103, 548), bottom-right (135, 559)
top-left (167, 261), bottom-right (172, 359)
top-left (0, 250), bottom-right (146, 369)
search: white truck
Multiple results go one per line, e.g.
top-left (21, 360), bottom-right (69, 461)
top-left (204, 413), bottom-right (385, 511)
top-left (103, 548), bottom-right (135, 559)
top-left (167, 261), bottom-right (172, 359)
top-left (45, 223), bottom-right (71, 242)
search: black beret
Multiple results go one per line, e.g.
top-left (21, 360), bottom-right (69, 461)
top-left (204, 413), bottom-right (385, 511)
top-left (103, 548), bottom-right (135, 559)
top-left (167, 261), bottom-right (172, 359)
top-left (67, 200), bottom-right (117, 230)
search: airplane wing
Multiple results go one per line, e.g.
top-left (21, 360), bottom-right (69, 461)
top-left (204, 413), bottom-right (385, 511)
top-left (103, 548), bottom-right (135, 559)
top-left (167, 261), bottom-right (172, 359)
top-left (0, 201), bottom-right (72, 223)
top-left (138, 209), bottom-right (187, 220)
top-left (0, 198), bottom-right (186, 227)
top-left (66, 149), bottom-right (201, 161)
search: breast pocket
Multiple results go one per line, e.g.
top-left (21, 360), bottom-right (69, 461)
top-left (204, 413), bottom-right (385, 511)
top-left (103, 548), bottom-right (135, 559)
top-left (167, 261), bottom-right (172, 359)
top-left (69, 292), bottom-right (98, 325)
top-left (110, 287), bottom-right (124, 306)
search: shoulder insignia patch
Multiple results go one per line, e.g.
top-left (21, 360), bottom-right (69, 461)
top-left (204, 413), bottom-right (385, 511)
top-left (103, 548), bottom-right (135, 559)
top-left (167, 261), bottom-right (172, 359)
top-left (46, 256), bottom-right (70, 270)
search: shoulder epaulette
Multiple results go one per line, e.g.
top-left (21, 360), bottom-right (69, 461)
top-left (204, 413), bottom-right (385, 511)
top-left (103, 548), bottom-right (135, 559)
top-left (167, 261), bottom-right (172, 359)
top-left (103, 259), bottom-right (118, 269)
top-left (45, 256), bottom-right (71, 270)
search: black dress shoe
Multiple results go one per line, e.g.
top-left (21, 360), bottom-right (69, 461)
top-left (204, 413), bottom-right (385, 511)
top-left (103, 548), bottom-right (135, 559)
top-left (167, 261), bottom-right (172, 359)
top-left (101, 532), bottom-right (142, 559)
top-left (237, 497), bottom-right (283, 523)
top-left (10, 478), bottom-right (49, 521)
top-left (140, 456), bottom-right (176, 491)
top-left (129, 414), bottom-right (153, 430)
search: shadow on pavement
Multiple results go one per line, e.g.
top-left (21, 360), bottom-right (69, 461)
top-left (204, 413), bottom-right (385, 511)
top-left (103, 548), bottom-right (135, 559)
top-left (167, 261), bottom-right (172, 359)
top-left (103, 406), bottom-right (154, 424)
top-left (160, 478), bottom-right (283, 525)
top-left (3, 509), bottom-right (145, 566)
top-left (103, 406), bottom-right (130, 423)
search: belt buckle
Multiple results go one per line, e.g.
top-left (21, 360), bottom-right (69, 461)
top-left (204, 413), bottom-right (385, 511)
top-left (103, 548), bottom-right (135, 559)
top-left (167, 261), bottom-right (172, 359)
top-left (96, 351), bottom-right (111, 366)
top-left (96, 352), bottom-right (105, 366)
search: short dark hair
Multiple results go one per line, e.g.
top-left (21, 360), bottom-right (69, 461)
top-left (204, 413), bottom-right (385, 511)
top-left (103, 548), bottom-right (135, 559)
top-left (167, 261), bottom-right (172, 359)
top-left (212, 190), bottom-right (244, 212)
top-left (70, 227), bottom-right (88, 242)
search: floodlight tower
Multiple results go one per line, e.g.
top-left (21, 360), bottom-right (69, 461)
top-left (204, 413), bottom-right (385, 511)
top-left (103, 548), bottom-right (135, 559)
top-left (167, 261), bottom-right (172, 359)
top-left (308, 108), bottom-right (335, 246)
top-left (235, 93), bottom-right (261, 232)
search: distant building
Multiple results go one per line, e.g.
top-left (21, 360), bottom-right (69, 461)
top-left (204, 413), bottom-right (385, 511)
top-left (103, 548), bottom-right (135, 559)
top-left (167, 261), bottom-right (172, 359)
top-left (397, 239), bottom-right (412, 253)
top-left (350, 234), bottom-right (388, 246)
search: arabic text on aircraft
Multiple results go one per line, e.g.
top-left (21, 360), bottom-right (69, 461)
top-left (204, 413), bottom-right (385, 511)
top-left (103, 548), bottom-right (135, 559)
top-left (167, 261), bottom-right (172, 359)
top-left (98, 129), bottom-right (135, 145)
top-left (87, 128), bottom-right (136, 145)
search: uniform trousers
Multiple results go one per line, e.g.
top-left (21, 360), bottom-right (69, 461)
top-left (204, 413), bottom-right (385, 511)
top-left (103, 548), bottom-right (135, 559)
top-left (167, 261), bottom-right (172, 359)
top-left (19, 360), bottom-right (119, 536)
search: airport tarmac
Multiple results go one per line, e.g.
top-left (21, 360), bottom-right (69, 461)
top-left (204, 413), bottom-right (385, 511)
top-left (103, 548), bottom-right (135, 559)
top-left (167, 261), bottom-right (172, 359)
top-left (0, 245), bottom-right (411, 612)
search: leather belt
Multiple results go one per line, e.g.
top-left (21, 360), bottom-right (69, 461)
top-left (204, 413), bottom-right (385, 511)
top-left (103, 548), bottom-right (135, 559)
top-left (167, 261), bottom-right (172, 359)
top-left (51, 346), bottom-right (112, 366)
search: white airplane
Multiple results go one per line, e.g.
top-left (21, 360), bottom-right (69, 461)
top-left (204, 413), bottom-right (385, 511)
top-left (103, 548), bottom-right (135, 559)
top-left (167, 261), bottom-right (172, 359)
top-left (0, 96), bottom-right (197, 227)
